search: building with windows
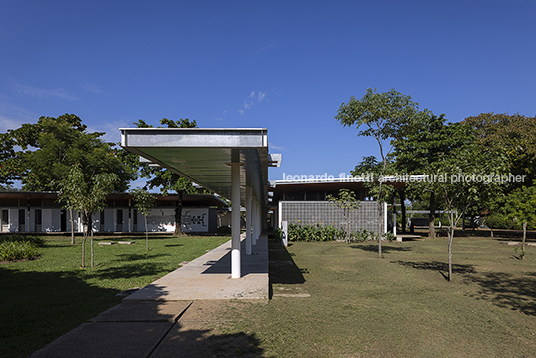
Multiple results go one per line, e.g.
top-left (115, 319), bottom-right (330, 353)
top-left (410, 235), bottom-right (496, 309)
top-left (0, 191), bottom-right (227, 234)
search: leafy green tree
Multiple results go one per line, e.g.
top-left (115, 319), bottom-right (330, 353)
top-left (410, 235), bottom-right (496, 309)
top-left (394, 113), bottom-right (470, 238)
top-left (326, 189), bottom-right (361, 243)
top-left (414, 123), bottom-right (508, 280)
top-left (336, 88), bottom-right (421, 257)
top-left (503, 183), bottom-right (536, 258)
top-left (464, 113), bottom-right (536, 190)
top-left (130, 187), bottom-right (157, 250)
top-left (464, 113), bottom-right (536, 229)
top-left (0, 132), bottom-right (17, 185)
top-left (2, 114), bottom-right (135, 192)
top-left (58, 164), bottom-right (118, 268)
top-left (134, 118), bottom-right (210, 236)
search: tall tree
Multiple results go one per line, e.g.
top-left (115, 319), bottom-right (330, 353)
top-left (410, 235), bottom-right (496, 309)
top-left (58, 164), bottom-right (118, 268)
top-left (394, 113), bottom-right (468, 238)
top-left (3, 114), bottom-right (135, 192)
top-left (134, 118), bottom-right (209, 236)
top-left (130, 187), bottom-right (157, 250)
top-left (336, 88), bottom-right (421, 257)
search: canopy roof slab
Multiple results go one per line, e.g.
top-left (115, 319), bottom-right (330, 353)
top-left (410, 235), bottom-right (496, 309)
top-left (120, 128), bottom-right (271, 206)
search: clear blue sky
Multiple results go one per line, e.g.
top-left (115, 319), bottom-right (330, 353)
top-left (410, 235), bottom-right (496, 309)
top-left (1, 0), bottom-right (535, 184)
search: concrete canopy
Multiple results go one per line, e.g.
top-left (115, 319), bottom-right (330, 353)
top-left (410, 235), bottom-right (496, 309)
top-left (120, 128), bottom-right (271, 206)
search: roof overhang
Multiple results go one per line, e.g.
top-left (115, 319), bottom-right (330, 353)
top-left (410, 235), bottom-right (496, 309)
top-left (120, 128), bottom-right (271, 206)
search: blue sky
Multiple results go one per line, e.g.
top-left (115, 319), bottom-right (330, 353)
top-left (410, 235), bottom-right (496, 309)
top-left (1, 0), bottom-right (535, 185)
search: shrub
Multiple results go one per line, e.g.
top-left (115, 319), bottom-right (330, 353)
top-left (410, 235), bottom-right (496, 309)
top-left (284, 223), bottom-right (378, 243)
top-left (0, 234), bottom-right (46, 247)
top-left (216, 226), bottom-right (232, 236)
top-left (0, 241), bottom-right (40, 262)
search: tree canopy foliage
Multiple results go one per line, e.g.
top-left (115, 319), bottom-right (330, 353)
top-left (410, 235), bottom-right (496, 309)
top-left (336, 88), bottom-right (424, 257)
top-left (1, 114), bottom-right (135, 192)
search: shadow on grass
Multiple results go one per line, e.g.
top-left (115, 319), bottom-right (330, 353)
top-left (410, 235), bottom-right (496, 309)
top-left (350, 243), bottom-right (413, 254)
top-left (466, 272), bottom-right (536, 316)
top-left (161, 327), bottom-right (265, 357)
top-left (111, 253), bottom-right (171, 262)
top-left (268, 240), bottom-right (306, 286)
top-left (391, 260), bottom-right (476, 280)
top-left (0, 267), bottom-right (121, 358)
top-left (87, 262), bottom-right (169, 280)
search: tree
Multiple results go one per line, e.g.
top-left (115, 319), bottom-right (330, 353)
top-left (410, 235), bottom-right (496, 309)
top-left (130, 187), bottom-right (157, 250)
top-left (464, 113), bottom-right (536, 232)
top-left (133, 118), bottom-right (210, 236)
top-left (413, 123), bottom-right (508, 280)
top-left (0, 132), bottom-right (17, 185)
top-left (326, 189), bottom-right (361, 243)
top-left (3, 114), bottom-right (135, 192)
top-left (464, 113), bottom-right (536, 190)
top-left (336, 88), bottom-right (421, 257)
top-left (2, 114), bottom-right (135, 243)
top-left (394, 113), bottom-right (469, 238)
top-left (58, 164), bottom-right (118, 268)
top-left (503, 183), bottom-right (536, 259)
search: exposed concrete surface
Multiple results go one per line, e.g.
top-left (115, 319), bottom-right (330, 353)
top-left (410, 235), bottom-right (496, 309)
top-left (89, 301), bottom-right (193, 322)
top-left (124, 235), bottom-right (268, 301)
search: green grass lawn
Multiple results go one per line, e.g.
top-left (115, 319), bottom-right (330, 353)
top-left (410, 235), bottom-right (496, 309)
top-left (217, 236), bottom-right (536, 357)
top-left (0, 234), bottom-right (229, 358)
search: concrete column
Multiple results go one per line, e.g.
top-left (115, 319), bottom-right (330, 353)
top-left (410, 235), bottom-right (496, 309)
top-left (252, 195), bottom-right (258, 245)
top-left (231, 162), bottom-right (241, 279)
top-left (278, 200), bottom-right (283, 229)
top-left (245, 185), bottom-right (252, 255)
top-left (255, 197), bottom-right (261, 245)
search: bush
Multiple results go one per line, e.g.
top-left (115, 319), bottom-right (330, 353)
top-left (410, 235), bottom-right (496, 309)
top-left (0, 234), bottom-right (46, 247)
top-left (216, 226), bottom-right (232, 236)
top-left (0, 240), bottom-right (40, 261)
top-left (484, 213), bottom-right (535, 230)
top-left (284, 223), bottom-right (378, 243)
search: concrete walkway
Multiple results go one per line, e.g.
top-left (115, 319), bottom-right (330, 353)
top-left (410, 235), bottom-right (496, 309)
top-left (30, 234), bottom-right (269, 358)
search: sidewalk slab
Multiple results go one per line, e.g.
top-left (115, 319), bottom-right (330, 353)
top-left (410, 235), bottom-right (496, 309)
top-left (30, 321), bottom-right (173, 358)
top-left (90, 300), bottom-right (192, 322)
top-left (124, 235), bottom-right (269, 301)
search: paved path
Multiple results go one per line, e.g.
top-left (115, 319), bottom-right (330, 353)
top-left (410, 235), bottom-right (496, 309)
top-left (30, 235), bottom-right (269, 358)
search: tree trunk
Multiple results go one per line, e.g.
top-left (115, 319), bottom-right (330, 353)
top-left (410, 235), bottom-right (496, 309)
top-left (90, 225), bottom-right (94, 268)
top-left (70, 209), bottom-right (75, 244)
top-left (378, 200), bottom-right (382, 258)
top-left (81, 234), bottom-right (87, 268)
top-left (522, 222), bottom-right (527, 259)
top-left (448, 226), bottom-right (453, 281)
top-left (173, 191), bottom-right (185, 236)
top-left (145, 215), bottom-right (149, 250)
top-left (428, 192), bottom-right (436, 238)
top-left (399, 189), bottom-right (406, 234)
